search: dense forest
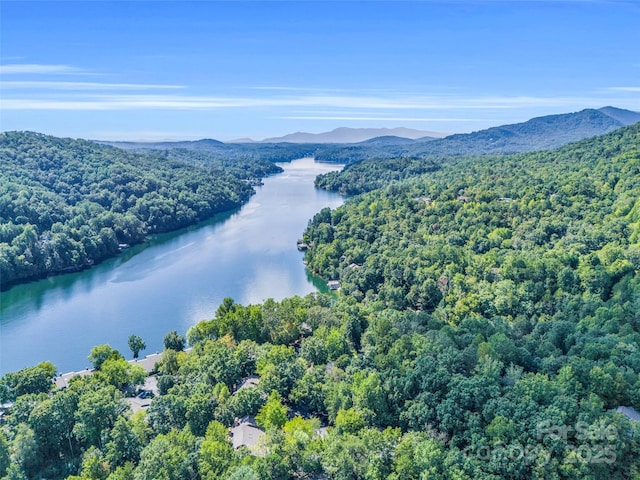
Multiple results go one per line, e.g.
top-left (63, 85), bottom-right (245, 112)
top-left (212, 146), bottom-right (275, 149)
top-left (0, 132), bottom-right (281, 290)
top-left (1, 125), bottom-right (639, 479)
top-left (315, 156), bottom-right (446, 195)
top-left (103, 139), bottom-right (321, 164)
top-left (314, 108), bottom-right (640, 194)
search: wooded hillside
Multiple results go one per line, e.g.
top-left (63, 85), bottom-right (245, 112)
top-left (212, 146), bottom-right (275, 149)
top-left (0, 132), bottom-right (279, 289)
top-left (1, 126), bottom-right (639, 479)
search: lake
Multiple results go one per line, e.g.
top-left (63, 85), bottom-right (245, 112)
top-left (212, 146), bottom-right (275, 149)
top-left (0, 158), bottom-right (344, 375)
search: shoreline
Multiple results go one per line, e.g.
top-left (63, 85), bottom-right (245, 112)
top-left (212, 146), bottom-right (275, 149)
top-left (0, 158), bottom-right (343, 376)
top-left (0, 197), bottom-right (253, 293)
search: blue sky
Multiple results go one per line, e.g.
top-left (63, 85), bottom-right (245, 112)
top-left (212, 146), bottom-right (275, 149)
top-left (1, 0), bottom-right (639, 141)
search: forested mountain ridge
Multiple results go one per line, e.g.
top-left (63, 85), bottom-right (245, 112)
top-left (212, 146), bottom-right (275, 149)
top-left (101, 108), bottom-right (640, 193)
top-left (306, 122), bottom-right (640, 314)
top-left (0, 131), bottom-right (279, 290)
top-left (314, 108), bottom-right (640, 193)
top-left (599, 106), bottom-right (640, 125)
top-left (434, 106), bottom-right (640, 153)
top-left (1, 125), bottom-right (639, 479)
top-left (102, 138), bottom-right (322, 164)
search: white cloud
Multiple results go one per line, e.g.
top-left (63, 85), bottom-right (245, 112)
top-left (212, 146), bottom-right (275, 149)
top-left (607, 86), bottom-right (640, 92)
top-left (1, 90), bottom-right (634, 112)
top-left (1, 81), bottom-right (185, 90)
top-left (244, 86), bottom-right (349, 93)
top-left (0, 64), bottom-right (83, 75)
top-left (272, 116), bottom-right (476, 122)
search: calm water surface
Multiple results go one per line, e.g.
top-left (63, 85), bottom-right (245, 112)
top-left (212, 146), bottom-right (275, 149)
top-left (0, 158), bottom-right (344, 374)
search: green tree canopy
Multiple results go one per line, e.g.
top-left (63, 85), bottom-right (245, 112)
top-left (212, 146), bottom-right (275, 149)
top-left (127, 335), bottom-right (146, 360)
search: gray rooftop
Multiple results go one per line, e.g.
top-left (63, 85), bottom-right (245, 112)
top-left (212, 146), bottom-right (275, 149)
top-left (230, 421), bottom-right (265, 455)
top-left (616, 406), bottom-right (640, 422)
top-left (131, 352), bottom-right (163, 373)
top-left (53, 368), bottom-right (94, 389)
top-left (236, 375), bottom-right (260, 392)
top-left (125, 396), bottom-right (152, 414)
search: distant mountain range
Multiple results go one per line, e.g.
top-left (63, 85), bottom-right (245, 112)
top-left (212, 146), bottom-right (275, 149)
top-left (436, 106), bottom-right (640, 152)
top-left (236, 127), bottom-right (445, 144)
top-left (313, 110), bottom-right (640, 195)
top-left (312, 106), bottom-right (640, 162)
top-left (99, 106), bottom-right (639, 164)
top-left (598, 106), bottom-right (640, 125)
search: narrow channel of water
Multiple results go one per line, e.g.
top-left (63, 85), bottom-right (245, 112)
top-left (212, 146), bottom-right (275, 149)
top-left (0, 158), bottom-right (344, 375)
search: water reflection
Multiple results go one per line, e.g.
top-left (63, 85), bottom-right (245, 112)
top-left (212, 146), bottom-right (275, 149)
top-left (0, 158), bottom-right (343, 374)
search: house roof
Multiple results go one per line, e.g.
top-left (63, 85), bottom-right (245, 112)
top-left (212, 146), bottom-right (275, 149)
top-left (616, 406), bottom-right (640, 422)
top-left (125, 397), bottom-right (152, 414)
top-left (236, 375), bottom-right (260, 392)
top-left (132, 353), bottom-right (163, 373)
top-left (230, 422), bottom-right (265, 455)
top-left (53, 369), bottom-right (94, 389)
top-left (53, 349), bottom-right (194, 389)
